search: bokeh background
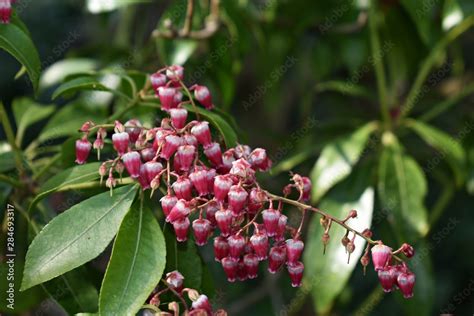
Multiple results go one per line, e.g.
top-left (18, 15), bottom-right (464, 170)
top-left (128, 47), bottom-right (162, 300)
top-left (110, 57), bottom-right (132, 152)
top-left (1, 0), bottom-right (474, 315)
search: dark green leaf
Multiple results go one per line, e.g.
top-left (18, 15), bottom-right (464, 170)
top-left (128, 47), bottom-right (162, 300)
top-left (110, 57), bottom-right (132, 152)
top-left (310, 121), bottom-right (378, 202)
top-left (0, 142), bottom-right (15, 173)
top-left (52, 76), bottom-right (113, 100)
top-left (0, 22), bottom-right (41, 92)
top-left (406, 119), bottom-right (466, 186)
top-left (315, 81), bottom-right (375, 101)
top-left (12, 98), bottom-right (55, 144)
top-left (43, 267), bottom-right (99, 314)
top-left (28, 162), bottom-right (102, 212)
top-left (184, 104), bottom-right (238, 148)
top-left (304, 166), bottom-right (374, 314)
top-left (21, 185), bottom-right (138, 290)
top-left (378, 138), bottom-right (429, 238)
top-left (400, 0), bottom-right (438, 44)
top-left (443, 0), bottom-right (464, 30)
top-left (165, 229), bottom-right (203, 290)
top-left (99, 203), bottom-right (166, 315)
top-left (40, 58), bottom-right (97, 90)
top-left (38, 103), bottom-right (106, 142)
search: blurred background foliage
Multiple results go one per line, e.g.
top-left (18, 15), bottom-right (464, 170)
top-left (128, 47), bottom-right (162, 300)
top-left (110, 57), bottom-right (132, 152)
top-left (1, 0), bottom-right (474, 315)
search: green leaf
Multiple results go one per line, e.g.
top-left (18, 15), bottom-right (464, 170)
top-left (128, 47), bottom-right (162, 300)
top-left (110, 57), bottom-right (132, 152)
top-left (99, 202), bottom-right (166, 316)
top-left (52, 76), bottom-right (114, 100)
top-left (43, 267), bottom-right (99, 314)
top-left (28, 162), bottom-right (102, 212)
top-left (12, 98), bottom-right (55, 144)
top-left (406, 119), bottom-right (466, 186)
top-left (304, 166), bottom-right (374, 314)
top-left (183, 104), bottom-right (238, 148)
top-left (400, 0), bottom-right (438, 45)
top-left (86, 0), bottom-right (146, 13)
top-left (0, 22), bottom-right (41, 92)
top-left (21, 185), bottom-right (138, 290)
top-left (443, 0), bottom-right (464, 30)
top-left (310, 121), bottom-right (378, 203)
top-left (38, 103), bottom-right (106, 142)
top-left (165, 230), bottom-right (203, 290)
top-left (40, 58), bottom-right (97, 90)
top-left (378, 139), bottom-right (429, 238)
top-left (315, 81), bottom-right (375, 101)
top-left (0, 142), bottom-right (15, 173)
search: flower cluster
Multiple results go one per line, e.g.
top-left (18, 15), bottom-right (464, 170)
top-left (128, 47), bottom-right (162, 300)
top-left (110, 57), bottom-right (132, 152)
top-left (0, 0), bottom-right (11, 24)
top-left (148, 270), bottom-right (226, 315)
top-left (372, 243), bottom-right (416, 298)
top-left (75, 64), bottom-right (416, 298)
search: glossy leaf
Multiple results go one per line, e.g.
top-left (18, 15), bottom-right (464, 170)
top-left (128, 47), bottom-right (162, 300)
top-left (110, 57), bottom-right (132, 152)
top-left (443, 0), bottom-right (464, 30)
top-left (29, 162), bottom-right (102, 212)
top-left (52, 76), bottom-right (113, 100)
top-left (378, 139), bottom-right (429, 238)
top-left (406, 119), bottom-right (466, 186)
top-left (21, 185), bottom-right (138, 290)
top-left (12, 98), bottom-right (55, 144)
top-left (0, 22), bottom-right (41, 92)
top-left (38, 103), bottom-right (106, 142)
top-left (165, 229), bottom-right (203, 290)
top-left (184, 104), bottom-right (238, 147)
top-left (304, 166), bottom-right (374, 314)
top-left (40, 58), bottom-right (97, 90)
top-left (99, 203), bottom-right (166, 315)
top-left (310, 121), bottom-right (378, 203)
top-left (0, 142), bottom-right (15, 173)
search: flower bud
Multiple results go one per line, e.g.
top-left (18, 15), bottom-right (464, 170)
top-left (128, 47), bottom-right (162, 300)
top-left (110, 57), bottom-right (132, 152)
top-left (215, 209), bottom-right (233, 237)
top-left (192, 218), bottom-right (212, 246)
top-left (166, 199), bottom-right (191, 223)
top-left (75, 138), bottom-right (91, 164)
top-left (275, 214), bottom-right (288, 241)
top-left (112, 132), bottom-right (129, 155)
top-left (205, 200), bottom-right (219, 227)
top-left (262, 209), bottom-right (280, 237)
top-left (166, 65), bottom-right (184, 83)
top-left (227, 234), bottom-right (246, 259)
top-left (237, 260), bottom-right (248, 281)
top-left (204, 142), bottom-right (223, 167)
top-left (125, 119), bottom-right (142, 143)
top-left (243, 253), bottom-right (259, 279)
top-left (165, 270), bottom-right (184, 293)
top-left (137, 165), bottom-right (150, 189)
top-left (191, 121), bottom-right (212, 146)
top-left (213, 236), bottom-right (229, 262)
top-left (176, 145), bottom-right (196, 171)
top-left (397, 271), bottom-right (415, 298)
top-left (250, 231), bottom-right (269, 261)
top-left (143, 161), bottom-right (163, 183)
top-left (229, 158), bottom-right (253, 179)
top-left (194, 85), bottom-right (213, 109)
top-left (170, 108), bottom-right (188, 129)
top-left (172, 176), bottom-right (193, 201)
top-left (121, 151), bottom-right (142, 178)
top-left (191, 294), bottom-right (211, 313)
top-left (286, 239), bottom-right (304, 266)
top-left (221, 257), bottom-right (238, 282)
top-left (150, 72), bottom-right (167, 91)
top-left (287, 261), bottom-right (304, 287)
top-left (220, 149), bottom-right (236, 173)
top-left (206, 168), bottom-right (216, 194)
top-left (158, 87), bottom-right (177, 111)
top-left (183, 134), bottom-right (198, 146)
top-left (248, 188), bottom-right (266, 214)
top-left (160, 194), bottom-right (178, 217)
top-left (249, 148), bottom-right (272, 171)
top-left (301, 177), bottom-right (312, 202)
top-left (378, 266), bottom-right (397, 293)
top-left (213, 175), bottom-right (233, 202)
top-left (173, 217), bottom-right (190, 242)
top-left (227, 185), bottom-right (248, 216)
top-left (160, 135), bottom-right (182, 160)
top-left (268, 246), bottom-right (287, 274)
top-left (141, 147), bottom-right (156, 162)
top-left (189, 169), bottom-right (210, 196)
top-left (0, 0), bottom-right (12, 24)
top-left (401, 243), bottom-right (415, 258)
top-left (371, 244), bottom-right (392, 271)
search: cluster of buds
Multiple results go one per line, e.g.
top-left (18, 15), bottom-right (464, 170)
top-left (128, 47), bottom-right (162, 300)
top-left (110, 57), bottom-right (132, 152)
top-left (371, 243), bottom-right (416, 298)
top-left (0, 0), bottom-right (11, 24)
top-left (148, 270), bottom-right (226, 315)
top-left (75, 65), bottom-right (416, 297)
